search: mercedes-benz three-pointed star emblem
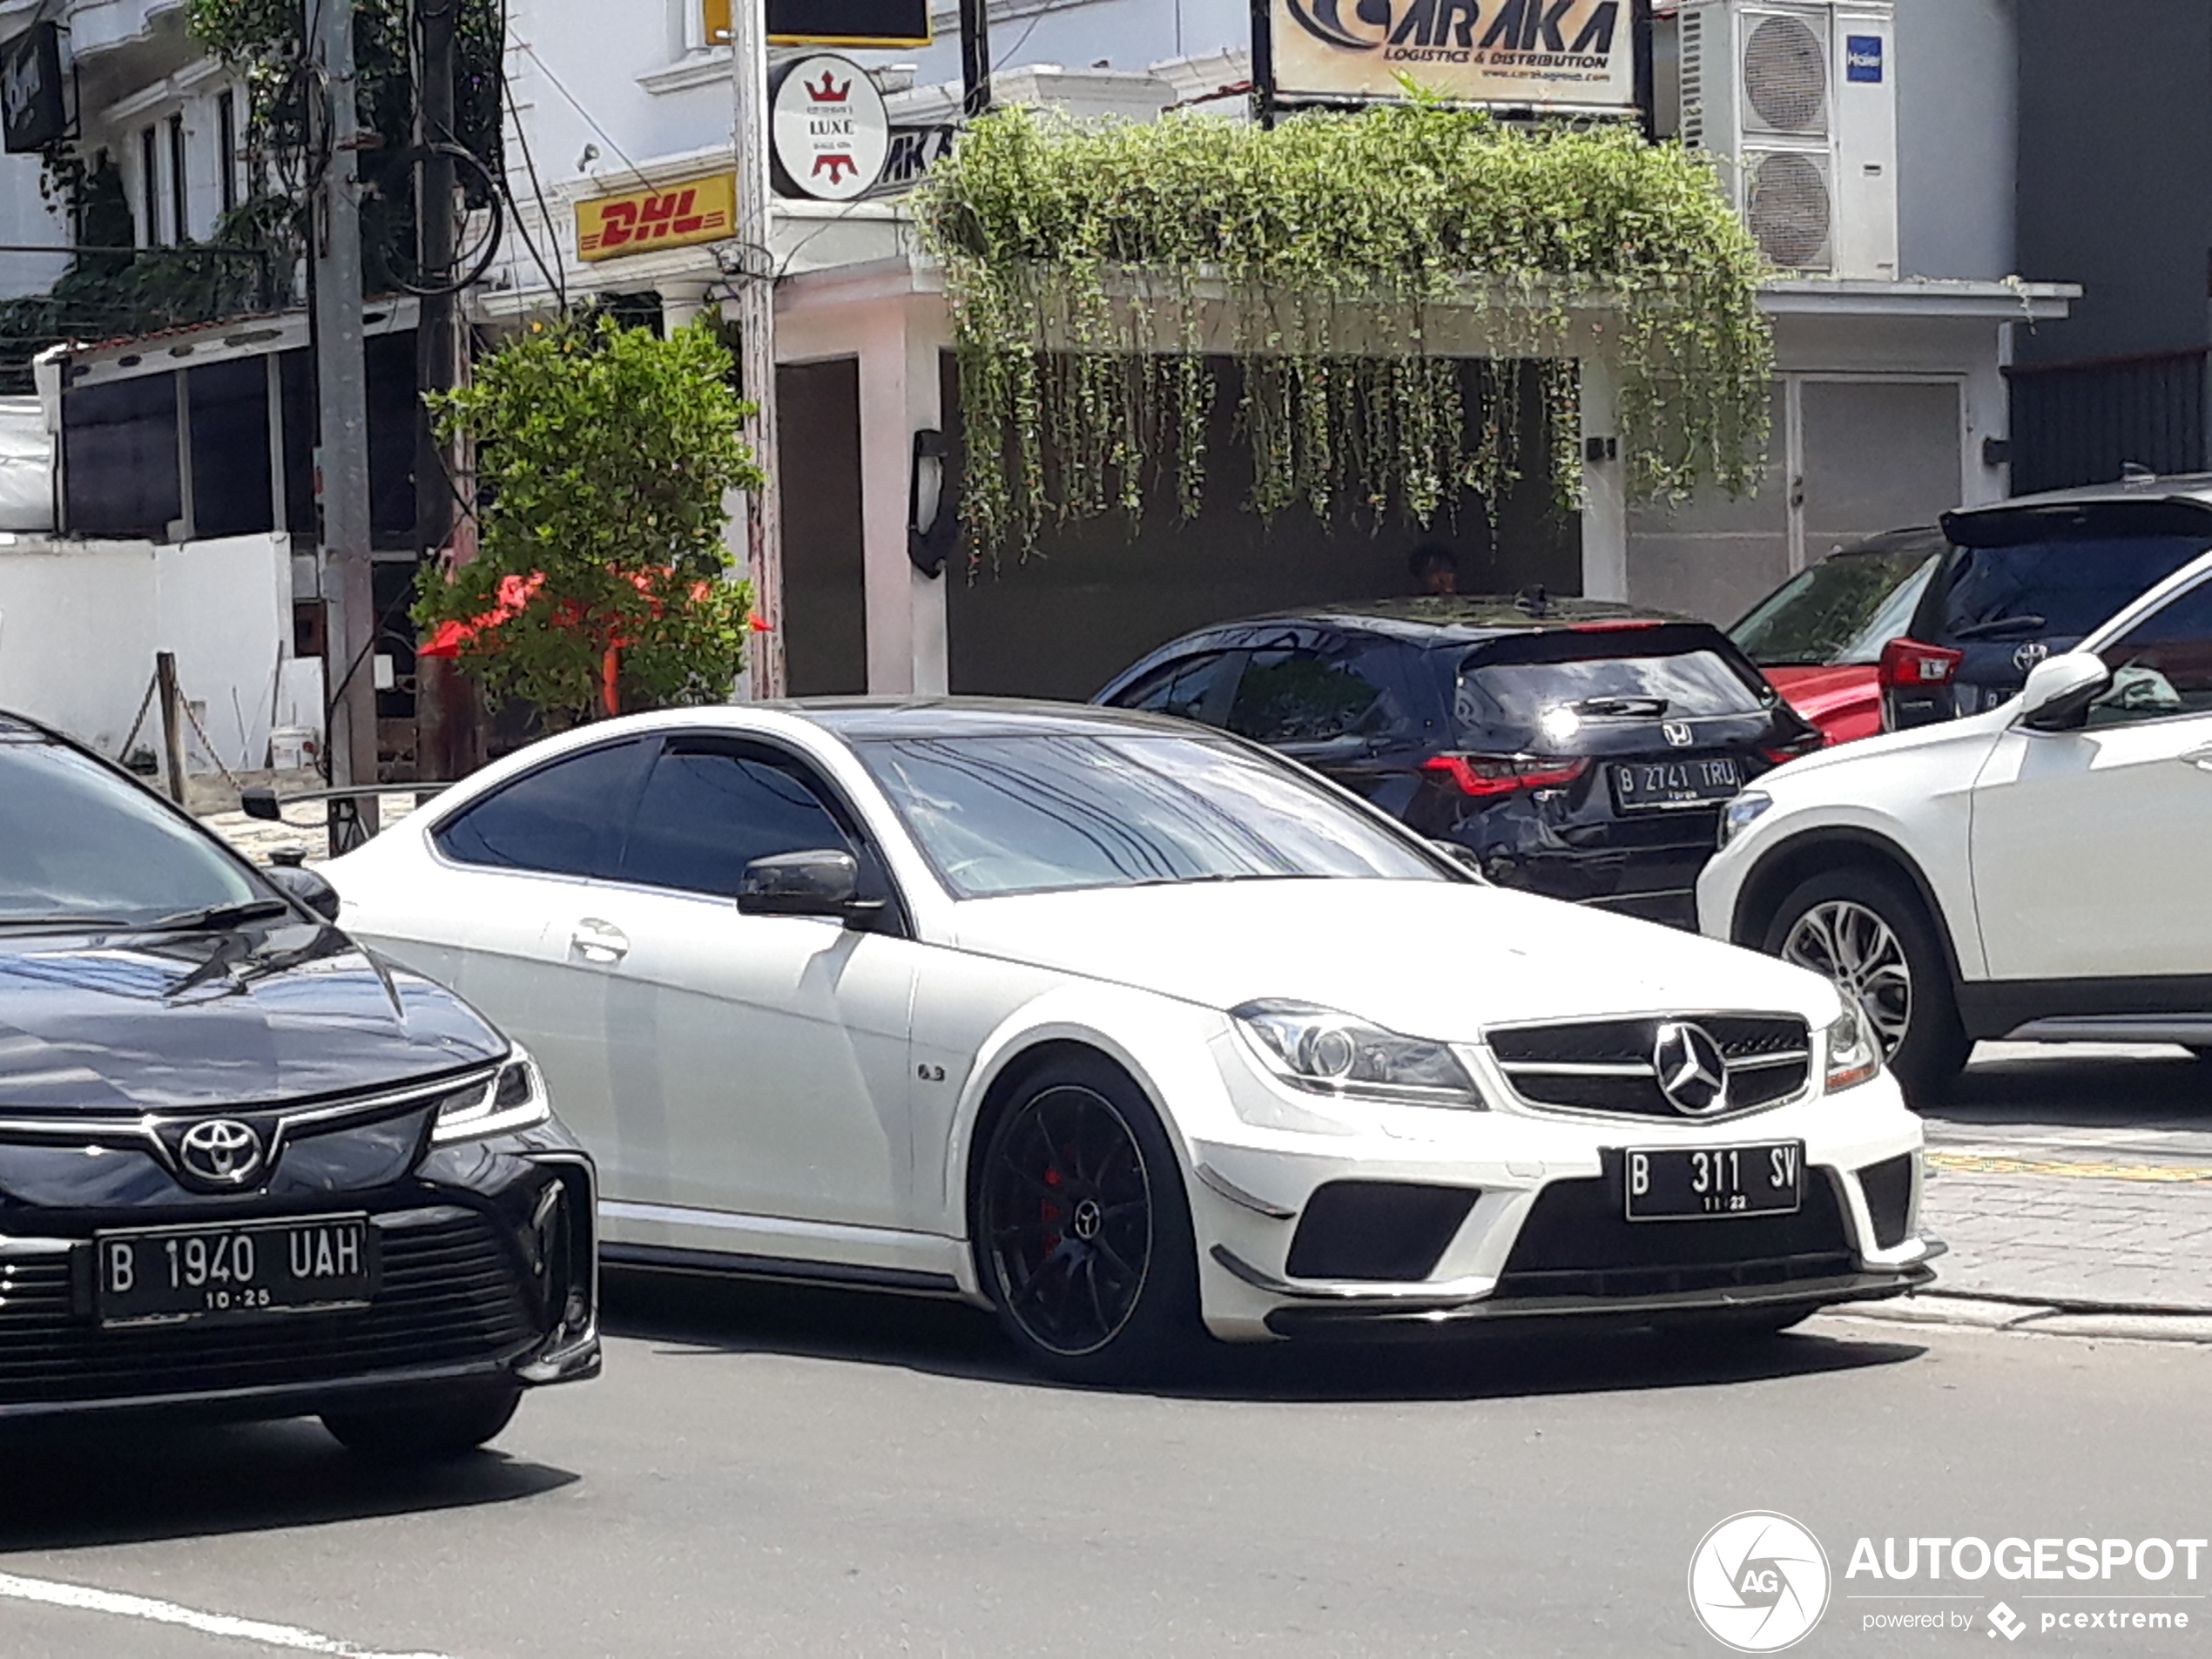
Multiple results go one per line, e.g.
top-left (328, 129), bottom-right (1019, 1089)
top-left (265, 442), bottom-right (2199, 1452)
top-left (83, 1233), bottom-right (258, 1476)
top-left (1652, 1022), bottom-right (1730, 1116)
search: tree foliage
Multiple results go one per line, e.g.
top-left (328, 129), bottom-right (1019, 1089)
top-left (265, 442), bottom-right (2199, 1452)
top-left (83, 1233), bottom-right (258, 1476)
top-left (918, 103), bottom-right (1776, 561)
top-left (412, 316), bottom-right (765, 725)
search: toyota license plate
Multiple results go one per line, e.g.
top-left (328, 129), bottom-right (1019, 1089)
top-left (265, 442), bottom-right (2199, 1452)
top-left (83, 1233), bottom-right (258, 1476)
top-left (1623, 1143), bottom-right (1804, 1221)
top-left (1611, 758), bottom-right (1742, 812)
top-left (93, 1215), bottom-right (376, 1326)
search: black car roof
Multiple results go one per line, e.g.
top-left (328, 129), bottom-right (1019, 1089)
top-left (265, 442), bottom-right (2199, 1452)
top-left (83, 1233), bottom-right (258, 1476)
top-left (783, 696), bottom-right (1217, 741)
top-left (1162, 595), bottom-right (1703, 648)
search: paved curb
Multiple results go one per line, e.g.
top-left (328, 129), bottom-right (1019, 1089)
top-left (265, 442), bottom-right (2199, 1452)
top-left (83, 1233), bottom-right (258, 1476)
top-left (1834, 1292), bottom-right (2212, 1343)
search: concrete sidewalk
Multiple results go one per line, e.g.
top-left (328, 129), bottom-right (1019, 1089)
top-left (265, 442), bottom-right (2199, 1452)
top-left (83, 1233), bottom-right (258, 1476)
top-left (199, 806), bottom-right (2212, 1334)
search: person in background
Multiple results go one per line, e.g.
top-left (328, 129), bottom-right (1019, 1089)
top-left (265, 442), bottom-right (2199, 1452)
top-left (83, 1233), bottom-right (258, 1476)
top-left (1410, 543), bottom-right (1459, 596)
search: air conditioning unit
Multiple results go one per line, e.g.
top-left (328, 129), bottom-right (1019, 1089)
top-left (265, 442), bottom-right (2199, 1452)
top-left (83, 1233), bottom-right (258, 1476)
top-left (1678, 0), bottom-right (1897, 280)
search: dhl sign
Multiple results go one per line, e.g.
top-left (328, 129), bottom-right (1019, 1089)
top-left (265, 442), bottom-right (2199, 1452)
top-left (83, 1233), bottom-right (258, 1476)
top-left (575, 172), bottom-right (736, 262)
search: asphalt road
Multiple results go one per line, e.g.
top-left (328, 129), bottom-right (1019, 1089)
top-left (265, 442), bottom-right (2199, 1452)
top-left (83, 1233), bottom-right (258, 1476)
top-left (0, 1278), bottom-right (2206, 1659)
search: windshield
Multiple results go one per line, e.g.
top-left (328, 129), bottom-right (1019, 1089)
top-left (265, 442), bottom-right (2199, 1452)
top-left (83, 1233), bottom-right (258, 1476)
top-left (1730, 546), bottom-right (1940, 665)
top-left (0, 738), bottom-right (262, 927)
top-left (855, 733), bottom-right (1445, 899)
top-left (1935, 535), bottom-right (2212, 644)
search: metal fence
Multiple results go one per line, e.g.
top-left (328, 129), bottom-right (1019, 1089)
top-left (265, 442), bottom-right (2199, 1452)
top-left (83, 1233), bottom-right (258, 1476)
top-left (2006, 347), bottom-right (2209, 496)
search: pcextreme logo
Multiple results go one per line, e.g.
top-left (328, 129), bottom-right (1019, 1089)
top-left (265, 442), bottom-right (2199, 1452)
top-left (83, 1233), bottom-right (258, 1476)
top-left (1281, 0), bottom-right (1621, 63)
top-left (1689, 1512), bottom-right (1832, 1653)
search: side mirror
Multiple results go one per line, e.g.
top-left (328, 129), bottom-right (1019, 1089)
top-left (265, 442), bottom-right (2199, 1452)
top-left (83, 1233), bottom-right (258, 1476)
top-left (737, 849), bottom-right (884, 927)
top-left (262, 860), bottom-right (341, 922)
top-left (239, 786), bottom-right (284, 822)
top-left (2017, 651), bottom-right (2111, 731)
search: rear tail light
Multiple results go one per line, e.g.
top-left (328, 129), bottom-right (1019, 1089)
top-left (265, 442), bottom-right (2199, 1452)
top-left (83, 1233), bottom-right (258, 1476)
top-left (1421, 754), bottom-right (1590, 797)
top-left (1878, 637), bottom-right (1964, 691)
top-left (1761, 732), bottom-right (1827, 765)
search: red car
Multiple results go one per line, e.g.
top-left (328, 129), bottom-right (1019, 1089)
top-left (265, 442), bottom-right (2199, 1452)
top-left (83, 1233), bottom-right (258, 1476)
top-left (1728, 528), bottom-right (1945, 745)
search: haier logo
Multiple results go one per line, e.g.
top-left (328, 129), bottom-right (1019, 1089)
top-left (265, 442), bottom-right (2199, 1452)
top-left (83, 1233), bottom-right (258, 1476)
top-left (1284, 0), bottom-right (1619, 64)
top-left (1844, 33), bottom-right (1884, 83)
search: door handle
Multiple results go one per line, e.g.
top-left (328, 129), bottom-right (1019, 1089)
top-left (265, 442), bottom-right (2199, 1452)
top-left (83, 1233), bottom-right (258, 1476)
top-left (568, 917), bottom-right (630, 965)
top-left (2182, 746), bottom-right (2212, 773)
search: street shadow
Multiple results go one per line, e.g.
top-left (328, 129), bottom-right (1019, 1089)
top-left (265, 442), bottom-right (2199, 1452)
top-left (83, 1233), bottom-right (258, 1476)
top-left (1921, 1042), bottom-right (2210, 1132)
top-left (604, 1267), bottom-right (1926, 1406)
top-left (0, 1414), bottom-right (577, 1554)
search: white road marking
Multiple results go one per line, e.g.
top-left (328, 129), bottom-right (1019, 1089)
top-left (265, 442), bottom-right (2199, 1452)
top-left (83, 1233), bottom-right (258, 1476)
top-left (0, 1571), bottom-right (455, 1659)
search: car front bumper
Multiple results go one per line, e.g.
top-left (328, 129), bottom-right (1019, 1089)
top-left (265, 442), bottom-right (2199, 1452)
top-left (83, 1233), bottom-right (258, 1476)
top-left (0, 1150), bottom-right (599, 1421)
top-left (1182, 1050), bottom-right (1938, 1344)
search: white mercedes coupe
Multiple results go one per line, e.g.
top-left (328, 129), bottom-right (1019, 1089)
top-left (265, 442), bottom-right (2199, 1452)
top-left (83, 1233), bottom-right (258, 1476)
top-left (327, 700), bottom-right (1939, 1379)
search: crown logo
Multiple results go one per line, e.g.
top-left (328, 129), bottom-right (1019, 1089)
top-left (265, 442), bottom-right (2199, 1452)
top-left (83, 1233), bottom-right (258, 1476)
top-left (806, 71), bottom-right (850, 101)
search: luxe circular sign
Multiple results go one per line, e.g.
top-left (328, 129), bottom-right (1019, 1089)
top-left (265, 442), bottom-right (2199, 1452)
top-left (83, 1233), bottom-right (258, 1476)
top-left (1688, 1512), bottom-right (1831, 1652)
top-left (770, 55), bottom-right (888, 202)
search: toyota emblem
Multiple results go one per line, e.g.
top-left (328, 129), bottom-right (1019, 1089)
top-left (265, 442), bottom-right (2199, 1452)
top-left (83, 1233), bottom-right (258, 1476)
top-left (2013, 640), bottom-right (2050, 673)
top-left (177, 1118), bottom-right (266, 1186)
top-left (1652, 1022), bottom-right (1730, 1116)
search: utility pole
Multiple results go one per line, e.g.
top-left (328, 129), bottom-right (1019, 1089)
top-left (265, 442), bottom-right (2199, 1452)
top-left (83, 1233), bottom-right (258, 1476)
top-left (413, 0), bottom-right (479, 779)
top-left (312, 0), bottom-right (380, 846)
top-left (960, 0), bottom-right (992, 117)
top-left (732, 0), bottom-right (786, 698)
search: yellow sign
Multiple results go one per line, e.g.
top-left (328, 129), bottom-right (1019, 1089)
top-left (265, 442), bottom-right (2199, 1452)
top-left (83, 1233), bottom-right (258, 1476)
top-left (1269, 0), bottom-right (1635, 113)
top-left (575, 172), bottom-right (737, 263)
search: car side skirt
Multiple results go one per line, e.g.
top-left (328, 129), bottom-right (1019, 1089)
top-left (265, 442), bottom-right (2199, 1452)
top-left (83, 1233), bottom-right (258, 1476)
top-left (1959, 976), bottom-right (2212, 1042)
top-left (600, 1241), bottom-right (965, 1298)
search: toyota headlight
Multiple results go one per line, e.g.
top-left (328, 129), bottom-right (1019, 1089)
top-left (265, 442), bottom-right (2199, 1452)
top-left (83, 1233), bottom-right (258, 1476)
top-left (1824, 1001), bottom-right (1882, 1093)
top-left (1232, 1000), bottom-right (1485, 1109)
top-left (432, 1051), bottom-right (552, 1143)
top-left (1718, 790), bottom-right (1774, 848)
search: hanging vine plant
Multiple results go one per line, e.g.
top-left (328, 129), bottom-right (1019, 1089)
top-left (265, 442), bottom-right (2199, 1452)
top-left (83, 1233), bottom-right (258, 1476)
top-left (917, 102), bottom-right (1775, 563)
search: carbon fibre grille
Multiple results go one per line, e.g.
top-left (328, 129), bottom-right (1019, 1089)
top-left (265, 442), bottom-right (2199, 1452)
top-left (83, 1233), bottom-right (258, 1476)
top-left (1494, 1165), bottom-right (1855, 1301)
top-left (0, 1209), bottom-right (537, 1405)
top-left (1488, 1015), bottom-right (1811, 1117)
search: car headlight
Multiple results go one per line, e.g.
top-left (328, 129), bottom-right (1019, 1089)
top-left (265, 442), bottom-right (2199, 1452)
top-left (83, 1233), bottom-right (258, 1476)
top-left (1232, 1000), bottom-right (1486, 1109)
top-left (432, 1051), bottom-right (552, 1143)
top-left (1718, 790), bottom-right (1774, 848)
top-left (1824, 1001), bottom-right (1882, 1093)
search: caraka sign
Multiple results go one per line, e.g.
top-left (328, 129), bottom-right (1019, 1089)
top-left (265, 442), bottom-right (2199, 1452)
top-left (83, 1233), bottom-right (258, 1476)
top-left (1266, 0), bottom-right (1635, 114)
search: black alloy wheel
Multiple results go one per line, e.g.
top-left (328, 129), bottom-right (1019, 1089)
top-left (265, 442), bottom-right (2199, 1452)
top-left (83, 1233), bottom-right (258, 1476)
top-left (321, 1382), bottom-right (522, 1460)
top-left (1762, 865), bottom-right (1970, 1101)
top-left (977, 1058), bottom-right (1199, 1383)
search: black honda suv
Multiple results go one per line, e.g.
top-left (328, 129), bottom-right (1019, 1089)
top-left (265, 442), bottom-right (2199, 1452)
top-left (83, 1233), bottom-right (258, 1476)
top-left (0, 712), bottom-right (597, 1452)
top-left (1096, 596), bottom-right (1821, 928)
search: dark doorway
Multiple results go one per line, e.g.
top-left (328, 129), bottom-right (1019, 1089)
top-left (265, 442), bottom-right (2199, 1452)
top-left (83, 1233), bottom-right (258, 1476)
top-left (776, 358), bottom-right (868, 696)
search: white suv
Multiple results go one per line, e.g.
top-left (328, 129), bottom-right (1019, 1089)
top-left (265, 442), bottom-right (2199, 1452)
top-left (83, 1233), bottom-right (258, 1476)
top-left (1699, 547), bottom-right (2212, 1096)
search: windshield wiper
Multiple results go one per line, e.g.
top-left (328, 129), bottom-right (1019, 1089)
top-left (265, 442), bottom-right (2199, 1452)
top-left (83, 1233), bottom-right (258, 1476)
top-left (0, 914), bottom-right (139, 931)
top-left (147, 899), bottom-right (293, 931)
top-left (1952, 613), bottom-right (2047, 641)
top-left (1568, 696), bottom-right (1670, 718)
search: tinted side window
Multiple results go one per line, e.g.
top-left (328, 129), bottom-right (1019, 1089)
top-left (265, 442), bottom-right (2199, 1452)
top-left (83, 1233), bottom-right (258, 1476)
top-left (1112, 651), bottom-right (1239, 725)
top-left (617, 740), bottom-right (857, 897)
top-left (1228, 648), bottom-right (1390, 744)
top-left (433, 741), bottom-right (645, 878)
top-left (2088, 577), bottom-right (2212, 728)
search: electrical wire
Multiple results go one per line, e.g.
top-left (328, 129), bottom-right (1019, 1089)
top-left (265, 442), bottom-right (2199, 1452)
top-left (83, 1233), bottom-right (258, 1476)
top-left (494, 0), bottom-right (567, 307)
top-left (511, 38), bottom-right (659, 194)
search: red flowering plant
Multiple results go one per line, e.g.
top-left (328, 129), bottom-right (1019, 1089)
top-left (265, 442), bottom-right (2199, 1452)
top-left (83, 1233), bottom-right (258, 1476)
top-left (414, 314), bottom-right (765, 725)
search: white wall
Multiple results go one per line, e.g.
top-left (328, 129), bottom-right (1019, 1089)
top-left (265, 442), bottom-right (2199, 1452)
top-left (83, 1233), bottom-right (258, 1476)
top-left (0, 530), bottom-right (295, 769)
